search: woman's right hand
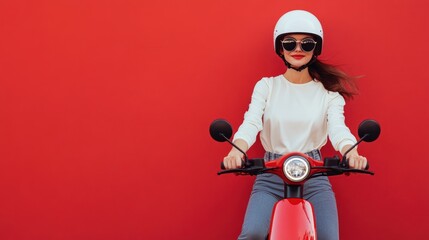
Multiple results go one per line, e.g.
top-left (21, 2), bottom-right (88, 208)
top-left (222, 139), bottom-right (249, 169)
top-left (223, 152), bottom-right (243, 169)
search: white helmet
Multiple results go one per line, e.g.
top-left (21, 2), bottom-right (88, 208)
top-left (274, 10), bottom-right (323, 56)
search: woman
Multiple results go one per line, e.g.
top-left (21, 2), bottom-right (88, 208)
top-left (223, 10), bottom-right (367, 240)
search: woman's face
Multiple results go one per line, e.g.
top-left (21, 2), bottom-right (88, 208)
top-left (281, 34), bottom-right (316, 68)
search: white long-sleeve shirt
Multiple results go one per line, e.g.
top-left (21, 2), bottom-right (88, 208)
top-left (233, 75), bottom-right (356, 155)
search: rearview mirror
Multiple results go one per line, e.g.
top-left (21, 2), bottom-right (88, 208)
top-left (358, 119), bottom-right (381, 142)
top-left (209, 119), bottom-right (233, 142)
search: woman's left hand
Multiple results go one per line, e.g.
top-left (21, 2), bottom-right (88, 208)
top-left (347, 151), bottom-right (367, 170)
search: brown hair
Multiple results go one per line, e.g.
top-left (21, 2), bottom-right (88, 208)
top-left (308, 59), bottom-right (359, 100)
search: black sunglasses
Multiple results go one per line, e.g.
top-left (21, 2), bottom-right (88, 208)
top-left (281, 38), bottom-right (317, 52)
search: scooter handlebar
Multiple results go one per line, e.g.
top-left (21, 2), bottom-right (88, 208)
top-left (219, 156), bottom-right (373, 177)
top-left (219, 158), bottom-right (266, 175)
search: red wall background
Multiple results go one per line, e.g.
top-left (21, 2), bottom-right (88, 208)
top-left (1, 0), bottom-right (428, 239)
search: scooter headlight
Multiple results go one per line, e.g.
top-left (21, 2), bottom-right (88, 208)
top-left (283, 156), bottom-right (310, 182)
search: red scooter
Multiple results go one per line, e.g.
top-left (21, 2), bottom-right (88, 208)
top-left (210, 119), bottom-right (380, 240)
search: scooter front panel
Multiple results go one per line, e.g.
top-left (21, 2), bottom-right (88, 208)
top-left (268, 199), bottom-right (316, 240)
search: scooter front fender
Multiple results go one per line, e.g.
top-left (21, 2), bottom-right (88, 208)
top-left (268, 198), bottom-right (316, 240)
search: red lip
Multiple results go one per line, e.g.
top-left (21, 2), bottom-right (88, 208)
top-left (292, 55), bottom-right (305, 60)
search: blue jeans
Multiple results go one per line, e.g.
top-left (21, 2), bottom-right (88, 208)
top-left (238, 151), bottom-right (339, 240)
